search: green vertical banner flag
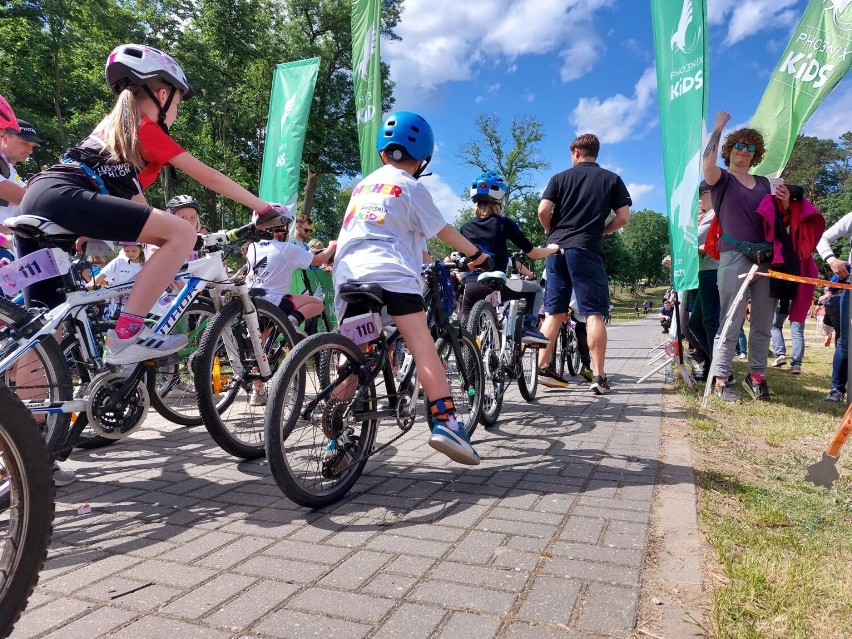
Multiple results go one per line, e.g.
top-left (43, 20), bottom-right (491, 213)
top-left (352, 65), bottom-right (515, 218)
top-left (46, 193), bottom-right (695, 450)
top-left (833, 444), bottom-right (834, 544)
top-left (751, 1), bottom-right (852, 177)
top-left (352, 0), bottom-right (382, 176)
top-left (259, 57), bottom-right (321, 213)
top-left (650, 0), bottom-right (708, 292)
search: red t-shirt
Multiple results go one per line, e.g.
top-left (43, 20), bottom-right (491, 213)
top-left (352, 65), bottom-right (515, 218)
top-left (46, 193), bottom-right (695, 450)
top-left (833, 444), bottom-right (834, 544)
top-left (137, 116), bottom-right (186, 190)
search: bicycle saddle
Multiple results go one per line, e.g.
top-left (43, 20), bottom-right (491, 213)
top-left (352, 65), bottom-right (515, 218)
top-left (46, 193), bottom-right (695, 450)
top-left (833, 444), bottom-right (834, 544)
top-left (477, 271), bottom-right (507, 291)
top-left (5, 215), bottom-right (76, 242)
top-left (338, 283), bottom-right (386, 310)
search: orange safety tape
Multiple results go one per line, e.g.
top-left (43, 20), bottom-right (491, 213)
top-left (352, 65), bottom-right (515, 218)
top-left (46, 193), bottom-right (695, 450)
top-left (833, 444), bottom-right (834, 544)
top-left (753, 270), bottom-right (852, 291)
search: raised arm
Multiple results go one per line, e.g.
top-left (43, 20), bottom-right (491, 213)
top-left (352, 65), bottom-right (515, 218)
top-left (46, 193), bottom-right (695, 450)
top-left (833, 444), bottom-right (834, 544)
top-left (703, 111), bottom-right (730, 186)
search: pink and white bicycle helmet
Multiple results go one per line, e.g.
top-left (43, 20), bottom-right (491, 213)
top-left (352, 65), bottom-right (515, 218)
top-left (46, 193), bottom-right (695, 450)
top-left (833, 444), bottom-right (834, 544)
top-left (105, 44), bottom-right (195, 99)
top-left (0, 94), bottom-right (20, 132)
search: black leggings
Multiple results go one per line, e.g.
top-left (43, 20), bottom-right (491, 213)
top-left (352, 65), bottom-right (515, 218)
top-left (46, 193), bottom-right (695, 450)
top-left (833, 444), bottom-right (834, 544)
top-left (460, 280), bottom-right (535, 324)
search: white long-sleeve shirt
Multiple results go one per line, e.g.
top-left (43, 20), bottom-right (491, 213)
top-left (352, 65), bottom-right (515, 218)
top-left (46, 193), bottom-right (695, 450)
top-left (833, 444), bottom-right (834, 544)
top-left (816, 211), bottom-right (852, 263)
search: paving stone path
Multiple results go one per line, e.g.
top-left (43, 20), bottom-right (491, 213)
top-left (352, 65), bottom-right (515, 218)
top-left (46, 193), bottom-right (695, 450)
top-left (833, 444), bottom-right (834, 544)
top-left (14, 317), bottom-right (683, 639)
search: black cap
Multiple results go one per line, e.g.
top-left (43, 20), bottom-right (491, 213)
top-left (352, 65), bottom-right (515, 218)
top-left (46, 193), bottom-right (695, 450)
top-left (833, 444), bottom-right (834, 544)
top-left (698, 180), bottom-right (710, 193)
top-left (14, 119), bottom-right (42, 143)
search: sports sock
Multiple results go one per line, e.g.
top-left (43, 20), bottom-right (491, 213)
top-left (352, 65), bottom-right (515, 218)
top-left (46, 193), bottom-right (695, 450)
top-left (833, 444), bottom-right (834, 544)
top-left (114, 312), bottom-right (146, 340)
top-left (429, 397), bottom-right (461, 431)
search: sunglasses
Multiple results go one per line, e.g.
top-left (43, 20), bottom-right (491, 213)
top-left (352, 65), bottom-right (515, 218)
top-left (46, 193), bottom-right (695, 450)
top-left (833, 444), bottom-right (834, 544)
top-left (300, 226), bottom-right (313, 233)
top-left (733, 141), bottom-right (757, 153)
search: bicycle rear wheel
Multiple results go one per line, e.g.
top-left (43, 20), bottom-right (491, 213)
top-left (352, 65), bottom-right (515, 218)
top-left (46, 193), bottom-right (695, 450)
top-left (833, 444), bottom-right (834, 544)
top-left (517, 344), bottom-right (539, 401)
top-left (566, 326), bottom-right (581, 376)
top-left (554, 325), bottom-right (569, 379)
top-left (148, 297), bottom-right (216, 426)
top-left (194, 299), bottom-right (299, 459)
top-left (466, 301), bottom-right (502, 427)
top-left (429, 329), bottom-right (484, 436)
top-left (265, 333), bottom-right (378, 508)
top-left (0, 383), bottom-right (54, 639)
top-left (0, 299), bottom-right (72, 454)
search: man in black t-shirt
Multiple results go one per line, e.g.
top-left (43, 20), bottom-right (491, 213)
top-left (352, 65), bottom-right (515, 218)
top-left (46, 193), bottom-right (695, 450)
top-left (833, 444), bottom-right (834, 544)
top-left (537, 133), bottom-right (631, 394)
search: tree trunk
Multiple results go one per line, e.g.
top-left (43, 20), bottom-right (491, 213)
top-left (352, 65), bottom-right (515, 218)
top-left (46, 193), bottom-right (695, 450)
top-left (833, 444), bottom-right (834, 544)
top-left (302, 169), bottom-right (319, 219)
top-left (52, 49), bottom-right (66, 146)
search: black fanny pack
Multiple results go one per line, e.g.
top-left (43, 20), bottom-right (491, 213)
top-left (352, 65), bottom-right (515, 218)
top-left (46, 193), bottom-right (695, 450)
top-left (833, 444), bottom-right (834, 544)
top-left (721, 233), bottom-right (773, 264)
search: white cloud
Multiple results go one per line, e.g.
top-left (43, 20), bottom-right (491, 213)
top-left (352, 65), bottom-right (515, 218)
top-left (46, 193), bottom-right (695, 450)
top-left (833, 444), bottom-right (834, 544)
top-left (384, 0), bottom-right (614, 97)
top-left (420, 174), bottom-right (467, 223)
top-left (627, 183), bottom-right (654, 204)
top-left (569, 67), bottom-right (658, 143)
top-left (706, 0), bottom-right (800, 46)
top-left (524, 91), bottom-right (536, 103)
top-left (802, 80), bottom-right (852, 139)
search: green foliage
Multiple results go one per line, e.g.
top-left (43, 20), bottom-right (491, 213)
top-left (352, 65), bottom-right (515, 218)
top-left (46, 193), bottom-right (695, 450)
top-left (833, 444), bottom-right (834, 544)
top-left (0, 0), bottom-right (401, 232)
top-left (620, 209), bottom-right (669, 283)
top-left (458, 113), bottom-right (549, 201)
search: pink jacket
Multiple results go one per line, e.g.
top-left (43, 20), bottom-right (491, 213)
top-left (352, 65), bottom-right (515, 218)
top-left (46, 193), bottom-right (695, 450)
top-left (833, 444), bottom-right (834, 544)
top-left (756, 195), bottom-right (825, 323)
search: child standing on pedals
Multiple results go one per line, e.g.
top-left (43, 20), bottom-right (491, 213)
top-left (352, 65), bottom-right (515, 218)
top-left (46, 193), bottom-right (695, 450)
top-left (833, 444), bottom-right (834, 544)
top-left (16, 44), bottom-right (287, 365)
top-left (332, 111), bottom-right (491, 465)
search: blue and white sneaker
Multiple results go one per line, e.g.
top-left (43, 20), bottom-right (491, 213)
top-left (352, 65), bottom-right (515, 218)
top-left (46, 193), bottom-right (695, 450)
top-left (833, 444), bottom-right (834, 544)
top-left (429, 423), bottom-right (480, 465)
top-left (521, 316), bottom-right (549, 346)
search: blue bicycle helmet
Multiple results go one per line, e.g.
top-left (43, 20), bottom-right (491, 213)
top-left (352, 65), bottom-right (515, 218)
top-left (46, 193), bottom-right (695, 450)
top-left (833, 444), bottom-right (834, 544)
top-left (376, 111), bottom-right (434, 164)
top-left (470, 171), bottom-right (508, 204)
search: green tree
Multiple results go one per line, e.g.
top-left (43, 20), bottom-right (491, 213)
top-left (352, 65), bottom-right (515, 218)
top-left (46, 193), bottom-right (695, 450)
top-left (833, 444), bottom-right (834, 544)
top-left (781, 134), bottom-right (850, 203)
top-left (620, 209), bottom-right (669, 283)
top-left (280, 0), bottom-right (402, 219)
top-left (458, 113), bottom-right (550, 200)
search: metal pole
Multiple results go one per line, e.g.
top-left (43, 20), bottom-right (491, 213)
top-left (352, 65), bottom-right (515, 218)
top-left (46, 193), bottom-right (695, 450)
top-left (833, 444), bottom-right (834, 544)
top-left (846, 288), bottom-right (851, 407)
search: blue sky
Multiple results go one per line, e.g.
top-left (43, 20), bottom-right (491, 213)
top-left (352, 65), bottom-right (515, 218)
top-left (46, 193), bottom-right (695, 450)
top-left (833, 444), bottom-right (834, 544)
top-left (379, 0), bottom-right (851, 221)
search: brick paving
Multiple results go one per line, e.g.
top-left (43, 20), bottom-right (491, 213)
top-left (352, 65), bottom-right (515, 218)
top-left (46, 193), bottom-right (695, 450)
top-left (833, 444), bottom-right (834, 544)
top-left (14, 318), bottom-right (675, 638)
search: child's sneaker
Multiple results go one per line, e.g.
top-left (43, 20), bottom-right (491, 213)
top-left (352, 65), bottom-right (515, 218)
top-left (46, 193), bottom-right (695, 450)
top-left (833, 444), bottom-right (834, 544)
top-left (429, 423), bottom-right (480, 465)
top-left (104, 328), bottom-right (188, 365)
top-left (521, 316), bottom-right (549, 346)
top-left (580, 366), bottom-right (594, 382)
top-left (538, 366), bottom-right (569, 388)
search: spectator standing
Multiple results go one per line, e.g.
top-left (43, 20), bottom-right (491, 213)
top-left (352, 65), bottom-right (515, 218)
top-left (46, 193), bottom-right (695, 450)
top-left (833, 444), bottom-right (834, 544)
top-left (291, 215), bottom-right (313, 249)
top-left (0, 118), bottom-right (40, 236)
top-left (537, 133), bottom-right (631, 394)
top-left (817, 211), bottom-right (852, 402)
top-left (688, 181), bottom-right (720, 380)
top-left (702, 111), bottom-right (791, 402)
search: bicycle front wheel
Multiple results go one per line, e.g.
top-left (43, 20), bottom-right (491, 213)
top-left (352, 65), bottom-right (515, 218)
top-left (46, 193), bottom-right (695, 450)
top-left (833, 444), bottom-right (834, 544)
top-left (194, 298), bottom-right (299, 459)
top-left (148, 297), bottom-right (216, 426)
top-left (0, 299), bottom-right (72, 454)
top-left (0, 383), bottom-right (55, 638)
top-left (265, 333), bottom-right (378, 508)
top-left (466, 301), bottom-right (502, 427)
top-left (429, 329), bottom-right (484, 437)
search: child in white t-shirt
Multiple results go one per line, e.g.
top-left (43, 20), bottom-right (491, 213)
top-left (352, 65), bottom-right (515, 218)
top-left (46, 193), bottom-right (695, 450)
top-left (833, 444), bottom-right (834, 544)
top-left (93, 242), bottom-right (145, 287)
top-left (245, 222), bottom-right (336, 329)
top-left (332, 111), bottom-right (489, 466)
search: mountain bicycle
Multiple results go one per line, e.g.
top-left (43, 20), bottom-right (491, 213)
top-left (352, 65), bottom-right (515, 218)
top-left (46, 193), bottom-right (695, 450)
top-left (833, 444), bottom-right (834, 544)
top-left (0, 214), bottom-right (296, 462)
top-left (264, 260), bottom-right (484, 508)
top-left (0, 383), bottom-right (54, 639)
top-left (465, 253), bottom-right (543, 425)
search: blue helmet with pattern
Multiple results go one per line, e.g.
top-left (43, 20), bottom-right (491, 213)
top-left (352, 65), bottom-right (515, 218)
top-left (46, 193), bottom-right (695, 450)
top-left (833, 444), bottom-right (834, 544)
top-left (470, 171), bottom-right (508, 204)
top-left (376, 111), bottom-right (434, 164)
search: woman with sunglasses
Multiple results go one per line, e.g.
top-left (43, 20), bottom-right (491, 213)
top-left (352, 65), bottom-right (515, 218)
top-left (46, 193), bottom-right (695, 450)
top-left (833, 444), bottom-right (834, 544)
top-left (702, 110), bottom-right (791, 403)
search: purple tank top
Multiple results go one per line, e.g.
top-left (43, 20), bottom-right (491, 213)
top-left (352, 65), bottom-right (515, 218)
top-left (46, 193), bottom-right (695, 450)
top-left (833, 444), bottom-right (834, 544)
top-left (711, 169), bottom-right (770, 252)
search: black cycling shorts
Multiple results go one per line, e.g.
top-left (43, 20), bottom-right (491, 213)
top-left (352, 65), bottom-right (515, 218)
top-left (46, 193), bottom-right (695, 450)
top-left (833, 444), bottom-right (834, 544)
top-left (277, 294), bottom-right (295, 315)
top-left (20, 175), bottom-right (152, 242)
top-left (341, 289), bottom-right (424, 320)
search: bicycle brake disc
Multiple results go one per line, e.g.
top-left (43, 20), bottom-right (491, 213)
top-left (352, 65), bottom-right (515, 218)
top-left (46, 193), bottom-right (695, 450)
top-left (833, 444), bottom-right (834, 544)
top-left (85, 372), bottom-right (150, 439)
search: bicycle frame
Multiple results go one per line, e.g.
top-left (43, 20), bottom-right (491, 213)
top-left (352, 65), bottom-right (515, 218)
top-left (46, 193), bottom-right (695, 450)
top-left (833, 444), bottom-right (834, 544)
top-left (0, 240), bottom-right (270, 417)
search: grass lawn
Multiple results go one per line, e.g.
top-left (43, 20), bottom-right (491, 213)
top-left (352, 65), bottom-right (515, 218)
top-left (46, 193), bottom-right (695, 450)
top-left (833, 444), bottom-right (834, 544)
top-left (675, 325), bottom-right (852, 638)
top-left (608, 284), bottom-right (668, 324)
